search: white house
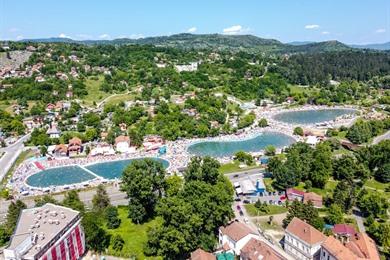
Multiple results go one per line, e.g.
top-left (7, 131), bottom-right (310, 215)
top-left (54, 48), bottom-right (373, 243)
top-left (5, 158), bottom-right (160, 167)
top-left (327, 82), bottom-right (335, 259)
top-left (46, 124), bottom-right (61, 139)
top-left (284, 217), bottom-right (326, 260)
top-left (115, 135), bottom-right (130, 153)
top-left (218, 220), bottom-right (259, 256)
top-left (175, 62), bottom-right (199, 72)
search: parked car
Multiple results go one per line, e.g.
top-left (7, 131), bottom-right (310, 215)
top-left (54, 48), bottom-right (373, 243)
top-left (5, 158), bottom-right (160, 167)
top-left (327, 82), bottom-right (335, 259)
top-left (243, 199), bottom-right (250, 204)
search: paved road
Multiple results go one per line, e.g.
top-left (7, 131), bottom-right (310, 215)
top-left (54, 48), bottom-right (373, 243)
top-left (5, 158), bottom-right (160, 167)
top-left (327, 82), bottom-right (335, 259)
top-left (373, 130), bottom-right (390, 144)
top-left (0, 134), bottom-right (31, 182)
top-left (352, 207), bottom-right (366, 233)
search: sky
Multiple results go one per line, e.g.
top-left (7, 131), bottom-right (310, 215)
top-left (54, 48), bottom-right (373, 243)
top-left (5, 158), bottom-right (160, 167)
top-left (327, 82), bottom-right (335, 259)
top-left (1, 0), bottom-right (389, 44)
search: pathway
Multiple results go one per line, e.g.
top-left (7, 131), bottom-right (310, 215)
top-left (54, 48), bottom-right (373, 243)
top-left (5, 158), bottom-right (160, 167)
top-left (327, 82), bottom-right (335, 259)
top-left (352, 207), bottom-right (366, 233)
top-left (0, 134), bottom-right (31, 182)
top-left (373, 130), bottom-right (390, 144)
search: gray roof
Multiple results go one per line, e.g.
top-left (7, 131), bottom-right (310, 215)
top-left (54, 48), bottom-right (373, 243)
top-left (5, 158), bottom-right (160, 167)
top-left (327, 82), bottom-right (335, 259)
top-left (6, 203), bottom-right (80, 259)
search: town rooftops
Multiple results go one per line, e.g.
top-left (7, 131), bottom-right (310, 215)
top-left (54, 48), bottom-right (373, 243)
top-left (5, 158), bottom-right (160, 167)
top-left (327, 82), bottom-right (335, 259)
top-left (219, 220), bottom-right (256, 242)
top-left (240, 238), bottom-right (286, 260)
top-left (286, 188), bottom-right (305, 197)
top-left (190, 248), bottom-right (216, 260)
top-left (322, 236), bottom-right (357, 259)
top-left (332, 224), bottom-right (356, 236)
top-left (69, 137), bottom-right (82, 145)
top-left (285, 217), bottom-right (326, 245)
top-left (303, 192), bottom-right (323, 208)
top-left (6, 203), bottom-right (80, 259)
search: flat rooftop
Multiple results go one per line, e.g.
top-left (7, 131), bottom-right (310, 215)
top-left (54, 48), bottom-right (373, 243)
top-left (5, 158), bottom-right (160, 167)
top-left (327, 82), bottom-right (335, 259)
top-left (7, 203), bottom-right (80, 259)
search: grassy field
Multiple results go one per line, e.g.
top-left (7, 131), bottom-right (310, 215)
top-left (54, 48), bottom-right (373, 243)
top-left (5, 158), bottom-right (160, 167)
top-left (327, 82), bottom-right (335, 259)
top-left (263, 178), bottom-right (275, 192)
top-left (365, 179), bottom-right (388, 191)
top-left (244, 204), bottom-right (287, 217)
top-left (83, 75), bottom-right (111, 105)
top-left (105, 206), bottom-right (162, 259)
top-left (219, 161), bottom-right (263, 174)
top-left (104, 93), bottom-right (134, 106)
top-left (295, 179), bottom-right (338, 197)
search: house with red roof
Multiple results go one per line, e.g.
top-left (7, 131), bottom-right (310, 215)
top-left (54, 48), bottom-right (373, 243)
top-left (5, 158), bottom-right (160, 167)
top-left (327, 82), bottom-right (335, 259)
top-left (286, 188), bottom-right (323, 208)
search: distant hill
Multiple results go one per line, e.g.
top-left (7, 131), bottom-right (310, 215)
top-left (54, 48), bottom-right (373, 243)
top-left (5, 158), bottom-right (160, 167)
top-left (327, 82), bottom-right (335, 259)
top-left (350, 42), bottom-right (390, 51)
top-left (287, 41), bottom-right (316, 46)
top-left (20, 33), bottom-right (354, 54)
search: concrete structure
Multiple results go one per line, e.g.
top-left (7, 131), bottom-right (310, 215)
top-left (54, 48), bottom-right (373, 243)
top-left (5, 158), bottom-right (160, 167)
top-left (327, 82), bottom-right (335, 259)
top-left (284, 217), bottom-right (326, 260)
top-left (4, 203), bottom-right (85, 260)
top-left (218, 220), bottom-right (259, 256)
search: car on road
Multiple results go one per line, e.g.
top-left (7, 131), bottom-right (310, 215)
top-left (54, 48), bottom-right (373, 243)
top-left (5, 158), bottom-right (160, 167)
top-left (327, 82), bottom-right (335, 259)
top-left (243, 199), bottom-right (250, 204)
top-left (244, 217), bottom-right (249, 223)
top-left (236, 205), bottom-right (241, 210)
top-left (233, 174), bottom-right (239, 178)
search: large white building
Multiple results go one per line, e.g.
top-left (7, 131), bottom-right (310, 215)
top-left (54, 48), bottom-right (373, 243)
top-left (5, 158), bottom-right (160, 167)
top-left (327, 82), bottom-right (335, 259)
top-left (4, 203), bottom-right (85, 260)
top-left (284, 217), bottom-right (326, 260)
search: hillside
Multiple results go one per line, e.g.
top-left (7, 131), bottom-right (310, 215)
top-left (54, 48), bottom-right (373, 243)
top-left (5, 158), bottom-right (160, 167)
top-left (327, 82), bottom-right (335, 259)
top-left (350, 42), bottom-right (390, 51)
top-left (19, 33), bottom-right (353, 54)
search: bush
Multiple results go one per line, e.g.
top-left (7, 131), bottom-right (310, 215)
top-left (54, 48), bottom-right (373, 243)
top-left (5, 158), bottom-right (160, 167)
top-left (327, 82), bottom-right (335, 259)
top-left (293, 127), bottom-right (304, 136)
top-left (111, 234), bottom-right (124, 252)
top-left (105, 206), bottom-right (121, 229)
top-left (258, 118), bottom-right (268, 128)
top-left (264, 145), bottom-right (276, 156)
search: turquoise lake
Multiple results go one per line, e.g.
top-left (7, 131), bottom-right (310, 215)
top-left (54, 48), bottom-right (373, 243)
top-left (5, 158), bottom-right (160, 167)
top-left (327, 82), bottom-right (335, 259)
top-left (26, 157), bottom-right (169, 188)
top-left (85, 158), bottom-right (169, 179)
top-left (273, 108), bottom-right (356, 125)
top-left (26, 166), bottom-right (95, 188)
top-left (187, 132), bottom-right (295, 157)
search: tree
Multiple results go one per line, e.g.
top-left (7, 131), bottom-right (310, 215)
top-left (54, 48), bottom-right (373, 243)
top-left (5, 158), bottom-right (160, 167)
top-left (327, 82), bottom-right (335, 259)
top-left (258, 118), bottom-right (268, 127)
top-left (325, 204), bottom-right (344, 225)
top-left (40, 145), bottom-right (48, 156)
top-left (85, 128), bottom-right (98, 142)
top-left (34, 195), bottom-right (58, 207)
top-left (293, 127), bottom-right (304, 136)
top-left (184, 156), bottom-right (221, 185)
top-left (264, 145), bottom-right (276, 156)
top-left (375, 163), bottom-right (390, 183)
top-left (357, 191), bottom-right (389, 217)
top-left (5, 200), bottom-right (26, 236)
top-left (105, 206), bottom-right (121, 229)
top-left (269, 157), bottom-right (297, 190)
top-left (234, 151), bottom-right (254, 165)
top-left (62, 190), bottom-right (85, 212)
top-left (92, 184), bottom-right (110, 211)
top-left (346, 120), bottom-right (372, 144)
top-left (332, 181), bottom-right (357, 212)
top-left (111, 234), bottom-right (125, 252)
top-left (165, 175), bottom-right (183, 197)
top-left (283, 200), bottom-right (324, 230)
top-left (121, 159), bottom-right (166, 223)
top-left (309, 143), bottom-right (332, 188)
top-left (82, 212), bottom-right (110, 252)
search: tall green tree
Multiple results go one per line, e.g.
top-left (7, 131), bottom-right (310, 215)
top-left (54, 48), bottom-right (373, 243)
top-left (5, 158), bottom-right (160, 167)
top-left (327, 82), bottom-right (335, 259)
top-left (92, 184), bottom-right (111, 211)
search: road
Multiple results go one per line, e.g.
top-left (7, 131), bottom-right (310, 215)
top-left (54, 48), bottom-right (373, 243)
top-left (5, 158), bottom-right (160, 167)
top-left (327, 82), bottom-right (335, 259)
top-left (352, 207), bottom-right (366, 233)
top-left (0, 134), bottom-right (31, 182)
top-left (373, 130), bottom-right (390, 144)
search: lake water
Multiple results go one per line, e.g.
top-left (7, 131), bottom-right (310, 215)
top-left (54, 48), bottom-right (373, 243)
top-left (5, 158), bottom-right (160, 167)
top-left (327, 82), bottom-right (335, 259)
top-left (85, 158), bottom-right (169, 179)
top-left (26, 166), bottom-right (95, 188)
top-left (26, 157), bottom-right (169, 188)
top-left (273, 108), bottom-right (356, 125)
top-left (187, 132), bottom-right (295, 157)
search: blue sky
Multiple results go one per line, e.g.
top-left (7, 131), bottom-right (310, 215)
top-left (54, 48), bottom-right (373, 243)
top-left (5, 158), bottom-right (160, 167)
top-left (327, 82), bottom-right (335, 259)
top-left (1, 0), bottom-right (389, 44)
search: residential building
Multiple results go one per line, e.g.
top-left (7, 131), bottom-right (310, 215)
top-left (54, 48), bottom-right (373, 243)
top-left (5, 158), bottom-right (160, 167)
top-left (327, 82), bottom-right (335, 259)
top-left (284, 217), bottom-right (326, 260)
top-left (4, 203), bottom-right (85, 260)
top-left (240, 238), bottom-right (286, 260)
top-left (68, 137), bottom-right (82, 155)
top-left (320, 233), bottom-right (380, 260)
top-left (286, 189), bottom-right (323, 208)
top-left (115, 135), bottom-right (130, 153)
top-left (218, 220), bottom-right (259, 255)
top-left (46, 124), bottom-right (61, 139)
top-left (190, 248), bottom-right (216, 260)
top-left (331, 224), bottom-right (356, 244)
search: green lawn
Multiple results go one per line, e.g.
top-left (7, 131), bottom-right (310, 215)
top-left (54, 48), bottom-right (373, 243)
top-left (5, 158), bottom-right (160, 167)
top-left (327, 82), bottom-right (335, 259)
top-left (244, 204), bottom-right (287, 217)
top-left (263, 178), bottom-right (275, 192)
top-left (105, 206), bottom-right (162, 259)
top-left (365, 179), bottom-right (388, 191)
top-left (294, 179), bottom-right (338, 197)
top-left (83, 75), bottom-right (111, 105)
top-left (104, 93), bottom-right (134, 106)
top-left (219, 161), bottom-right (263, 174)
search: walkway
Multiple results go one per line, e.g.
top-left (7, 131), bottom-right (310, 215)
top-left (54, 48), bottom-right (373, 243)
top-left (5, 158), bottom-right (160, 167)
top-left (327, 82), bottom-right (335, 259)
top-left (373, 130), bottom-right (390, 145)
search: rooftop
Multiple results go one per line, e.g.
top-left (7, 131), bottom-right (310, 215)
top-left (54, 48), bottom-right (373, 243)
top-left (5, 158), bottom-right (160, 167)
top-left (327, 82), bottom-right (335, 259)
top-left (219, 220), bottom-right (256, 242)
top-left (190, 248), bottom-right (216, 260)
top-left (240, 238), bottom-right (286, 260)
top-left (285, 217), bottom-right (326, 245)
top-left (6, 203), bottom-right (80, 259)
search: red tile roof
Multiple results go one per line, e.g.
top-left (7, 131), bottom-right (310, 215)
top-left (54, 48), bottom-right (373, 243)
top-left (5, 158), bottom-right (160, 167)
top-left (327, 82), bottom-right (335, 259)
top-left (219, 221), bottom-right (255, 242)
top-left (286, 188), bottom-right (305, 197)
top-left (190, 248), bottom-right (216, 260)
top-left (286, 217), bottom-right (326, 245)
top-left (240, 238), bottom-right (286, 260)
top-left (332, 224), bottom-right (356, 236)
top-left (303, 192), bottom-right (323, 208)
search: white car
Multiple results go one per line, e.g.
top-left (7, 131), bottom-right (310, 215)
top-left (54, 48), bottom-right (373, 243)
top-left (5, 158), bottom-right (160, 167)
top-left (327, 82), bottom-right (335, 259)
top-left (244, 217), bottom-right (249, 223)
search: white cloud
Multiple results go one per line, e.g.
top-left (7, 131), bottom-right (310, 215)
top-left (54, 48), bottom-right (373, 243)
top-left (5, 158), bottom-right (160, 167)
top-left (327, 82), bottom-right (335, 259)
top-left (375, 28), bottom-right (386, 33)
top-left (16, 35), bottom-right (24, 40)
top-left (321, 31), bottom-right (330, 35)
top-left (222, 25), bottom-right (250, 35)
top-left (187, 27), bottom-right (197, 33)
top-left (99, 34), bottom-right (110, 39)
top-left (305, 24), bottom-right (320, 29)
top-left (59, 33), bottom-right (69, 38)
